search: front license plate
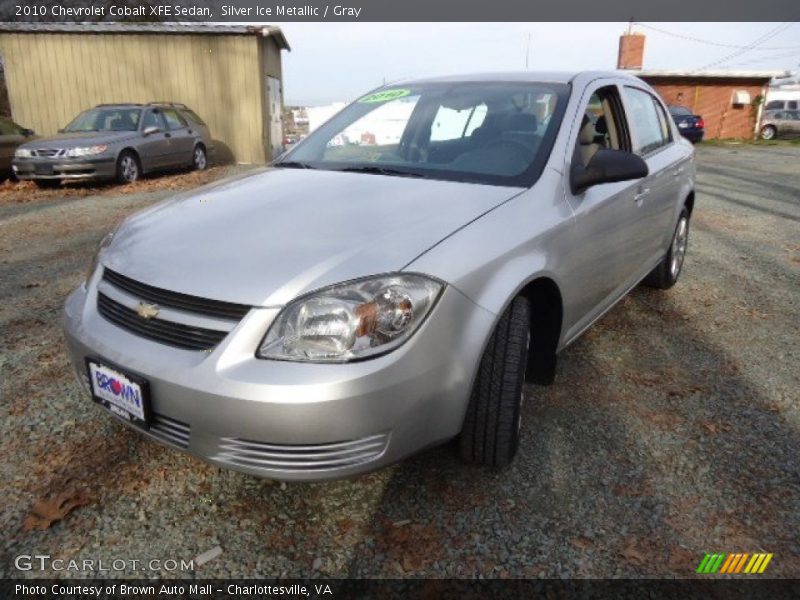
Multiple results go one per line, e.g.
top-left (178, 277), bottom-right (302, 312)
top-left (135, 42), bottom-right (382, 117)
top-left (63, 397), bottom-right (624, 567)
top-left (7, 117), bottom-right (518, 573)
top-left (86, 359), bottom-right (151, 428)
top-left (34, 163), bottom-right (54, 175)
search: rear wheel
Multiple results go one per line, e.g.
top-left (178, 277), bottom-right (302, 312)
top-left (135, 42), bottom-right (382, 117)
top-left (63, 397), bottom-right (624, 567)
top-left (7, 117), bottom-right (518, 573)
top-left (34, 179), bottom-right (61, 189)
top-left (643, 207), bottom-right (690, 289)
top-left (116, 151), bottom-right (140, 184)
top-left (192, 145), bottom-right (208, 171)
top-left (459, 295), bottom-right (530, 468)
top-left (760, 125), bottom-right (776, 140)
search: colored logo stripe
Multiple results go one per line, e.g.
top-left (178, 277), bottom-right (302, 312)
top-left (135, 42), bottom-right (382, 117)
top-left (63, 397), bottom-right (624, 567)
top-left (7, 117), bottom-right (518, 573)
top-left (698, 552), bottom-right (773, 574)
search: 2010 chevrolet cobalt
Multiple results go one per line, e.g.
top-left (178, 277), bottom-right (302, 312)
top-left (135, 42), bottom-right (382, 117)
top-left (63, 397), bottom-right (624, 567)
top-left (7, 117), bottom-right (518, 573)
top-left (64, 72), bottom-right (695, 481)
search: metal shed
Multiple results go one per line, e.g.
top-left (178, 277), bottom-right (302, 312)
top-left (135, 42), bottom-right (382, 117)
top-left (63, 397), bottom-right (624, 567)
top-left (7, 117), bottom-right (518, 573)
top-left (0, 23), bottom-right (290, 163)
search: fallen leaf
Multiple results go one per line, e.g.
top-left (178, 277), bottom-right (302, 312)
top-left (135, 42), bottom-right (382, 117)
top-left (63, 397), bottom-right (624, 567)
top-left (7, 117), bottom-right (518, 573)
top-left (23, 490), bottom-right (92, 531)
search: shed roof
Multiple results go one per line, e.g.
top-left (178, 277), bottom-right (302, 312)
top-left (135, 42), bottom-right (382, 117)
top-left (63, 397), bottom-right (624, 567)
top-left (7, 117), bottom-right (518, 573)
top-left (635, 69), bottom-right (785, 82)
top-left (0, 23), bottom-right (290, 50)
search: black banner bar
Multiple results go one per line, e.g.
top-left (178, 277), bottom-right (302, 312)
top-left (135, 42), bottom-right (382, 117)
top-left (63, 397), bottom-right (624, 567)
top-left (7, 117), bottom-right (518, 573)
top-left (3, 579), bottom-right (800, 600)
top-left (1, 0), bottom-right (800, 22)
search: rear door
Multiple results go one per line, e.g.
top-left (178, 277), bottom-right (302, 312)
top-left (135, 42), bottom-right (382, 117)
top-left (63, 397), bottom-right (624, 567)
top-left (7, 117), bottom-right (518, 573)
top-left (621, 85), bottom-right (685, 269)
top-left (787, 111), bottom-right (800, 136)
top-left (161, 108), bottom-right (194, 166)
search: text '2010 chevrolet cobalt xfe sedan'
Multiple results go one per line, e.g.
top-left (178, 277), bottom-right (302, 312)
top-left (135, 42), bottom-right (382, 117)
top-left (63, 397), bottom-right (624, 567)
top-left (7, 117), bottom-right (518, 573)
top-left (64, 72), bottom-right (695, 481)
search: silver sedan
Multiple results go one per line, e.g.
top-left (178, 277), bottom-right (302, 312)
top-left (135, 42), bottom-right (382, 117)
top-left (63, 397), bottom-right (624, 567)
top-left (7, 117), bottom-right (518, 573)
top-left (63, 71), bottom-right (695, 481)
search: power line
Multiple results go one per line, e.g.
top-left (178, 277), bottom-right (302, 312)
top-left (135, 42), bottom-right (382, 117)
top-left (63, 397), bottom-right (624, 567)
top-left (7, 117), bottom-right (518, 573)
top-left (696, 22), bottom-right (796, 71)
top-left (637, 22), bottom-right (800, 52)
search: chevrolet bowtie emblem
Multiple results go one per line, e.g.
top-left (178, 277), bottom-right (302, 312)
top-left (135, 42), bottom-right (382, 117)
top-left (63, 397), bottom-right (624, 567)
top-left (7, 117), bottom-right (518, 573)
top-left (135, 302), bottom-right (160, 320)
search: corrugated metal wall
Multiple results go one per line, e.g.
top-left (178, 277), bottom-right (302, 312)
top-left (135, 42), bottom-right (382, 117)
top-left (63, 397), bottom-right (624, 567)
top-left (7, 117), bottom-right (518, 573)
top-left (0, 32), bottom-right (272, 163)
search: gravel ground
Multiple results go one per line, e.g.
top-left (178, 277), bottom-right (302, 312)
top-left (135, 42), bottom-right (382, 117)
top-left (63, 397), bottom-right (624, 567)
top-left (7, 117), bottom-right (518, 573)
top-left (1, 146), bottom-right (798, 579)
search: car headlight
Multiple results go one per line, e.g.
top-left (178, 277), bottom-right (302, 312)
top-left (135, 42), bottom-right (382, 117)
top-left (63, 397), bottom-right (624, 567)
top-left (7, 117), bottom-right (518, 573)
top-left (66, 145), bottom-right (108, 158)
top-left (258, 274), bottom-right (444, 362)
top-left (14, 148), bottom-right (33, 158)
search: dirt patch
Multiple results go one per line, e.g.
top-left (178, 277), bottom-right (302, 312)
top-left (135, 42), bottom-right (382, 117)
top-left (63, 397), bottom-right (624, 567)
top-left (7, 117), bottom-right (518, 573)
top-left (0, 166), bottom-right (233, 206)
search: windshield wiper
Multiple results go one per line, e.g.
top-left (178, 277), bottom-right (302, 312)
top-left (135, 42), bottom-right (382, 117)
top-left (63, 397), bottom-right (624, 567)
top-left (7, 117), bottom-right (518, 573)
top-left (274, 160), bottom-right (314, 169)
top-left (338, 165), bottom-right (424, 178)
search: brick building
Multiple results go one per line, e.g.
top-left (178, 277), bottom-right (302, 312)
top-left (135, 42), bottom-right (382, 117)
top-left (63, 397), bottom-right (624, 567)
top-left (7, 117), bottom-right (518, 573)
top-left (617, 32), bottom-right (784, 139)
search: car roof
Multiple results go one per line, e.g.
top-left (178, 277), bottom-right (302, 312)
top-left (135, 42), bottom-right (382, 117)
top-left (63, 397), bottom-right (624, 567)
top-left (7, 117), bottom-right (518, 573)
top-left (397, 70), bottom-right (641, 86)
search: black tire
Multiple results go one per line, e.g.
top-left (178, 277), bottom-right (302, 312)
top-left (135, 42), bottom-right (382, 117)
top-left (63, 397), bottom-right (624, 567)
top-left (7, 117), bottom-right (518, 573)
top-left (192, 144), bottom-right (208, 171)
top-left (34, 179), bottom-right (61, 189)
top-left (643, 207), bottom-right (690, 289)
top-left (459, 295), bottom-right (530, 467)
top-left (760, 125), bottom-right (776, 140)
top-left (116, 150), bottom-right (140, 184)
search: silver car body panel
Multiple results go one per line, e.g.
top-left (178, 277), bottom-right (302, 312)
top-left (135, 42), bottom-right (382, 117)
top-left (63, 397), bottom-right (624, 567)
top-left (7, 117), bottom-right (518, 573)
top-left (63, 71), bottom-right (695, 480)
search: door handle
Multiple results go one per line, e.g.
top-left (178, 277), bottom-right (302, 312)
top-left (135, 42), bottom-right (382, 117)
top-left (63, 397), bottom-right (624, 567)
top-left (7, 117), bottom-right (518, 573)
top-left (634, 187), bottom-right (650, 202)
top-left (672, 166), bottom-right (684, 177)
top-left (164, 132), bottom-right (171, 138)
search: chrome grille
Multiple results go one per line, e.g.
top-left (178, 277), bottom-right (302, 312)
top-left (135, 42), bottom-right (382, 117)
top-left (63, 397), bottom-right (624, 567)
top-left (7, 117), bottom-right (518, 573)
top-left (150, 413), bottom-right (190, 448)
top-left (33, 148), bottom-right (64, 157)
top-left (213, 432), bottom-right (390, 472)
top-left (102, 269), bottom-right (250, 320)
top-left (97, 292), bottom-right (228, 351)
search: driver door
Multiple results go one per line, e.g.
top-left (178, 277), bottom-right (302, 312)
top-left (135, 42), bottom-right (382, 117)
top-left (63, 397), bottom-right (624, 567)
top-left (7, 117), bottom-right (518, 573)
top-left (560, 82), bottom-right (651, 342)
top-left (139, 109), bottom-right (171, 171)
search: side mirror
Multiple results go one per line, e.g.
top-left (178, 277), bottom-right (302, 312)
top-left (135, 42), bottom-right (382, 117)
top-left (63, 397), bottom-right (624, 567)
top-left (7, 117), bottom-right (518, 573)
top-left (143, 126), bottom-right (161, 136)
top-left (21, 128), bottom-right (35, 137)
top-left (570, 148), bottom-right (649, 195)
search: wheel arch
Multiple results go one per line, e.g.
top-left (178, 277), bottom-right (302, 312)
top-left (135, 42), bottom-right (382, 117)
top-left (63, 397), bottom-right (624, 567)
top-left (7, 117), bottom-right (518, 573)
top-left (117, 147), bottom-right (142, 171)
top-left (518, 276), bottom-right (563, 385)
top-left (684, 190), bottom-right (695, 217)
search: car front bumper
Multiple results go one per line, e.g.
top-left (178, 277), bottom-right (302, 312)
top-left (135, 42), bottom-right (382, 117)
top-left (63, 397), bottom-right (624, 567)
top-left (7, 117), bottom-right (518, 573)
top-left (13, 156), bottom-right (116, 181)
top-left (62, 275), bottom-right (494, 481)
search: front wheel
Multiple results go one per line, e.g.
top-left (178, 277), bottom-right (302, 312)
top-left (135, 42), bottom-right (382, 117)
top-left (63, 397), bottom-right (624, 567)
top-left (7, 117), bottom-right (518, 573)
top-left (760, 125), bottom-right (776, 140)
top-left (192, 145), bottom-right (208, 171)
top-left (459, 295), bottom-right (530, 468)
top-left (116, 151), bottom-right (140, 184)
top-left (643, 208), bottom-right (690, 289)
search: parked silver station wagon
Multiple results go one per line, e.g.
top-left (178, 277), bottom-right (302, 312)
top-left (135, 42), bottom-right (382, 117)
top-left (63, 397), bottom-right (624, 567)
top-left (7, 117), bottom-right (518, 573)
top-left (64, 72), bottom-right (695, 481)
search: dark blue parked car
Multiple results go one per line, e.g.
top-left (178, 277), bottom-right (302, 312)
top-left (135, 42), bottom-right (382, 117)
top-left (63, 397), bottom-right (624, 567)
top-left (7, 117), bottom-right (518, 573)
top-left (668, 105), bottom-right (704, 143)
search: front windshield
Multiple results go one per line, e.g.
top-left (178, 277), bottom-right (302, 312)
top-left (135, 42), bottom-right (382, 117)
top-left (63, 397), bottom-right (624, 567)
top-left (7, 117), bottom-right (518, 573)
top-left (278, 81), bottom-right (569, 186)
top-left (64, 108), bottom-right (141, 133)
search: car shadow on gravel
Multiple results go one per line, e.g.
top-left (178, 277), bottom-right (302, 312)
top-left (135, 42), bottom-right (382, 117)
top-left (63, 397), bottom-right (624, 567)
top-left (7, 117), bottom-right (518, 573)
top-left (324, 284), bottom-right (800, 578)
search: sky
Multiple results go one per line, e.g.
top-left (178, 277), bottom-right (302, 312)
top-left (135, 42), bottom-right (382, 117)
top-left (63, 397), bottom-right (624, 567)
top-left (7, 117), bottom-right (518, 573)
top-left (266, 22), bottom-right (800, 106)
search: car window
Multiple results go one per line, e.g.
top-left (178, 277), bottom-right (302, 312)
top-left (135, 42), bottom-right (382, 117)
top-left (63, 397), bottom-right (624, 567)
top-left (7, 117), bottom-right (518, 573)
top-left (65, 108), bottom-right (141, 132)
top-left (789, 101), bottom-right (798, 110)
top-left (624, 87), bottom-right (669, 155)
top-left (142, 110), bottom-right (167, 131)
top-left (669, 106), bottom-right (692, 117)
top-left (575, 86), bottom-right (628, 167)
top-left (181, 108), bottom-right (207, 126)
top-left (162, 108), bottom-right (188, 130)
top-left (765, 100), bottom-right (784, 110)
top-left (281, 81), bottom-right (569, 186)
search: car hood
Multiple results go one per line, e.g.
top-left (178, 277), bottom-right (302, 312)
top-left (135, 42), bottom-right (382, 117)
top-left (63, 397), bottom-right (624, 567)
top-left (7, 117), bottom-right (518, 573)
top-left (103, 168), bottom-right (523, 307)
top-left (19, 131), bottom-right (138, 148)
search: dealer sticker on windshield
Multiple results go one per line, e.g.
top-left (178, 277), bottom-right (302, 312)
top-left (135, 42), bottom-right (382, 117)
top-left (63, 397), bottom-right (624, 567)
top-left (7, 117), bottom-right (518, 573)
top-left (358, 89), bottom-right (411, 103)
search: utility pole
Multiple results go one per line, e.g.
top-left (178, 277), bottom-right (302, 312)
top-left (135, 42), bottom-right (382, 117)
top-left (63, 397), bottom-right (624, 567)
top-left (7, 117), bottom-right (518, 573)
top-left (525, 32), bottom-right (531, 69)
